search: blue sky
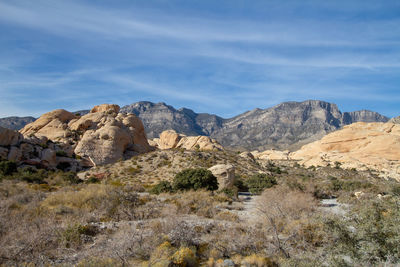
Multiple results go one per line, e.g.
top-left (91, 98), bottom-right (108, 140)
top-left (0, 0), bottom-right (399, 118)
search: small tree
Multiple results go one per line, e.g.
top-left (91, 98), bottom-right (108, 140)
top-left (150, 181), bottom-right (173, 194)
top-left (0, 160), bottom-right (17, 176)
top-left (245, 173), bottom-right (277, 194)
top-left (173, 168), bottom-right (218, 191)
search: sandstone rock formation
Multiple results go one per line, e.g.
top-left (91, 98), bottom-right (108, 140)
top-left (153, 130), bottom-right (223, 151)
top-left (252, 149), bottom-right (290, 161)
top-left (20, 104), bottom-right (152, 166)
top-left (290, 122), bottom-right (400, 180)
top-left (20, 109), bottom-right (76, 141)
top-left (239, 151), bottom-right (255, 161)
top-left (208, 164), bottom-right (235, 189)
top-left (389, 116), bottom-right (400, 124)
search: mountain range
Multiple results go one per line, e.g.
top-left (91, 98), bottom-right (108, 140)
top-left (0, 100), bottom-right (389, 151)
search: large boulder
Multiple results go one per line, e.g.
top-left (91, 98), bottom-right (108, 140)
top-left (90, 104), bottom-right (120, 114)
top-left (155, 130), bottom-right (223, 151)
top-left (19, 104), bottom-right (152, 166)
top-left (0, 126), bottom-right (23, 146)
top-left (41, 148), bottom-right (57, 167)
top-left (291, 122), bottom-right (400, 180)
top-left (0, 147), bottom-right (8, 160)
top-left (208, 164), bottom-right (235, 190)
top-left (20, 109), bottom-right (76, 141)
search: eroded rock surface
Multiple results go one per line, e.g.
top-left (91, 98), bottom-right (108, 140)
top-left (208, 164), bottom-right (235, 189)
top-left (20, 104), bottom-right (152, 166)
top-left (290, 122), bottom-right (400, 180)
top-left (152, 130), bottom-right (223, 151)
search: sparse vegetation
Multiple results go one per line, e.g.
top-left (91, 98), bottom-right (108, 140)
top-left (1, 150), bottom-right (400, 266)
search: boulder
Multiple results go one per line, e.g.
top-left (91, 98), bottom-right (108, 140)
top-left (20, 143), bottom-right (34, 159)
top-left (20, 109), bottom-right (76, 141)
top-left (158, 130), bottom-right (181, 149)
top-left (41, 149), bottom-right (57, 167)
top-left (0, 147), bottom-right (8, 160)
top-left (208, 164), bottom-right (235, 190)
top-left (90, 104), bottom-right (120, 114)
top-left (0, 126), bottom-right (23, 146)
top-left (156, 130), bottom-right (223, 151)
top-left (74, 125), bottom-right (131, 166)
top-left (8, 146), bottom-right (21, 161)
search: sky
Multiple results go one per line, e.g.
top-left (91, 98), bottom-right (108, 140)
top-left (0, 0), bottom-right (399, 118)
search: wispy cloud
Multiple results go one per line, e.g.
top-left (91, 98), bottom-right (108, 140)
top-left (0, 0), bottom-right (399, 118)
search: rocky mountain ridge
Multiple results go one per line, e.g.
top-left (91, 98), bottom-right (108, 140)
top-left (1, 100), bottom-right (389, 150)
top-left (0, 116), bottom-right (36, 130)
top-left (121, 100), bottom-right (389, 150)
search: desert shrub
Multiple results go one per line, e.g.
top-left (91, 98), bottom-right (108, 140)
top-left (171, 247), bottom-right (197, 266)
top-left (86, 176), bottom-right (100, 184)
top-left (214, 210), bottom-right (239, 222)
top-left (245, 173), bottom-right (277, 194)
top-left (219, 187), bottom-right (237, 199)
top-left (0, 160), bottom-right (17, 176)
top-left (150, 180), bottom-right (173, 194)
top-left (42, 184), bottom-right (140, 220)
top-left (257, 186), bottom-right (318, 258)
top-left (56, 161), bottom-right (71, 171)
top-left (76, 257), bottom-right (122, 267)
top-left (171, 190), bottom-right (219, 218)
top-left (15, 168), bottom-right (47, 184)
top-left (149, 241), bottom-right (176, 266)
top-left (56, 150), bottom-right (68, 157)
top-left (324, 198), bottom-right (400, 265)
top-left (267, 162), bottom-right (283, 174)
top-left (391, 185), bottom-right (400, 196)
top-left (241, 254), bottom-right (278, 267)
top-left (234, 176), bottom-right (249, 192)
top-left (58, 171), bottom-right (82, 184)
top-left (173, 168), bottom-right (218, 191)
top-left (59, 223), bottom-right (98, 248)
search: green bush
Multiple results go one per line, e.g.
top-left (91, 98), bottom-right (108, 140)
top-left (234, 175), bottom-right (249, 192)
top-left (0, 160), bottom-right (17, 176)
top-left (219, 187), bottom-right (237, 198)
top-left (245, 173), bottom-right (277, 194)
top-left (15, 168), bottom-right (47, 184)
top-left (150, 180), bottom-right (173, 194)
top-left (59, 171), bottom-right (83, 184)
top-left (172, 168), bottom-right (218, 191)
top-left (86, 176), bottom-right (100, 184)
